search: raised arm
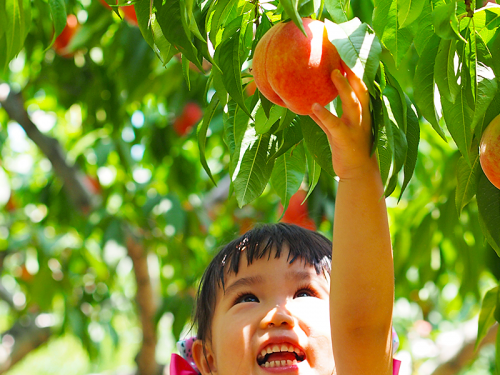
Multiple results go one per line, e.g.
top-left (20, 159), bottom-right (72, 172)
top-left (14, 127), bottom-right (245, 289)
top-left (311, 65), bottom-right (394, 375)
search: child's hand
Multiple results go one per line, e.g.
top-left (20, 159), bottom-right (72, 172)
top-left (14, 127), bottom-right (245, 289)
top-left (310, 62), bottom-right (377, 180)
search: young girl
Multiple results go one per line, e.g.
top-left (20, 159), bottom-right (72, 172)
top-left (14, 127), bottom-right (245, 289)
top-left (170, 64), bottom-right (400, 375)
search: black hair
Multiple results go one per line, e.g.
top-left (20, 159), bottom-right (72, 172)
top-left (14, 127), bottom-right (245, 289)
top-left (193, 222), bottom-right (332, 344)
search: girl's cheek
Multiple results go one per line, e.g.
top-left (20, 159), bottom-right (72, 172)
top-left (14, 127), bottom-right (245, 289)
top-left (290, 298), bottom-right (330, 323)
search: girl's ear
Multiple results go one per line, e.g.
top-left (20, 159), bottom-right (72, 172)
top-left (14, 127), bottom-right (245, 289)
top-left (192, 339), bottom-right (217, 375)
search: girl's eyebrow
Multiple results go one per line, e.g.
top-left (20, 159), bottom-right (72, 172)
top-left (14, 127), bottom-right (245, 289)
top-left (224, 270), bottom-right (316, 296)
top-left (224, 275), bottom-right (264, 295)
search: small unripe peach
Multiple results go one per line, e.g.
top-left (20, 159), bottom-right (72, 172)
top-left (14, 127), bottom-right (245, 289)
top-left (252, 18), bottom-right (342, 115)
top-left (480, 113), bottom-right (500, 190)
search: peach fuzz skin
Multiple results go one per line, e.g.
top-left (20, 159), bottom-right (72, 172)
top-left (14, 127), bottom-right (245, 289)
top-left (252, 18), bottom-right (342, 115)
top-left (480, 113), bottom-right (500, 190)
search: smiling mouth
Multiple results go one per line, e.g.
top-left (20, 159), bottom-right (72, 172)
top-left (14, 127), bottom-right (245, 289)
top-left (257, 343), bottom-right (306, 368)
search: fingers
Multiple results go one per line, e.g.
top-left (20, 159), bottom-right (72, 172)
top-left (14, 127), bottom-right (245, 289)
top-left (311, 103), bottom-right (340, 136)
top-left (332, 65), bottom-right (371, 129)
top-left (341, 62), bottom-right (370, 113)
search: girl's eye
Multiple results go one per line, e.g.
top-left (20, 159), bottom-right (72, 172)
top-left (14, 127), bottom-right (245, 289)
top-left (295, 288), bottom-right (317, 298)
top-left (235, 293), bottom-right (259, 304)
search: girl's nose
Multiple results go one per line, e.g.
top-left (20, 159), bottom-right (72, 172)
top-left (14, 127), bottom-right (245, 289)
top-left (260, 304), bottom-right (296, 329)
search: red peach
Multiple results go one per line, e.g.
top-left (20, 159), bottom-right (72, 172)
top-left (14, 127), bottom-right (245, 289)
top-left (53, 15), bottom-right (80, 58)
top-left (252, 18), bottom-right (342, 115)
top-left (120, 4), bottom-right (138, 26)
top-left (173, 102), bottom-right (203, 136)
top-left (480, 113), bottom-right (500, 189)
top-left (279, 189), bottom-right (317, 231)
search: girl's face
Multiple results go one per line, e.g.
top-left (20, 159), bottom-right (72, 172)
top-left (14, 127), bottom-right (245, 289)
top-left (199, 248), bottom-right (334, 374)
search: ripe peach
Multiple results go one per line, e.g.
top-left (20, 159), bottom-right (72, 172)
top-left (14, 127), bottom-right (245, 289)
top-left (279, 189), bottom-right (317, 231)
top-left (480, 113), bottom-right (500, 189)
top-left (53, 15), bottom-right (80, 58)
top-left (173, 102), bottom-right (203, 136)
top-left (252, 18), bottom-right (342, 115)
top-left (120, 4), bottom-right (138, 27)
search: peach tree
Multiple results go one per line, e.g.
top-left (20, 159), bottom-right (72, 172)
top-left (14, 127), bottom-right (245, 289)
top-left (1, 0), bottom-right (500, 373)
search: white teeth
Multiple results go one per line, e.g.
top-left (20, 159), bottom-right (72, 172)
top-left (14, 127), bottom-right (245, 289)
top-left (261, 349), bottom-right (267, 357)
top-left (261, 360), bottom-right (296, 368)
top-left (266, 347), bottom-right (273, 354)
top-left (280, 344), bottom-right (288, 352)
top-left (272, 345), bottom-right (280, 352)
top-left (288, 345), bottom-right (294, 352)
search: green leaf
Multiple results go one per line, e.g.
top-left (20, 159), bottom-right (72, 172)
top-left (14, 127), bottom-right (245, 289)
top-left (224, 101), bottom-right (238, 158)
top-left (280, 0), bottom-right (306, 35)
top-left (399, 95), bottom-right (420, 199)
top-left (373, 95), bottom-right (392, 185)
top-left (212, 65), bottom-right (229, 106)
top-left (250, 13), bottom-right (272, 60)
top-left (277, 109), bottom-right (298, 133)
top-left (304, 143), bottom-right (322, 198)
top-left (398, 0), bottom-right (426, 28)
top-left (259, 91), bottom-right (273, 119)
top-left (231, 127), bottom-right (277, 207)
top-left (323, 0), bottom-right (348, 23)
top-left (432, 1), bottom-right (464, 41)
top-left (300, 116), bottom-right (335, 177)
top-left (474, 5), bottom-right (500, 44)
top-left (471, 33), bottom-right (498, 132)
top-left (434, 38), bottom-right (460, 103)
top-left (227, 96), bottom-right (259, 177)
top-left (476, 286), bottom-right (499, 350)
top-left (413, 0), bottom-right (434, 55)
top-left (215, 28), bottom-right (251, 118)
top-left (372, 0), bottom-right (414, 66)
top-left (441, 84), bottom-right (473, 163)
top-left (48, 0), bottom-right (67, 38)
top-left (271, 142), bottom-right (306, 213)
top-left (198, 95), bottom-right (220, 185)
top-left (208, 0), bottom-right (237, 48)
top-left (272, 115), bottom-right (303, 160)
top-left (134, 0), bottom-right (155, 49)
top-left (255, 104), bottom-right (287, 134)
top-left (182, 54), bottom-right (191, 90)
top-left (414, 34), bottom-right (447, 140)
top-left (150, 14), bottom-right (176, 66)
top-left (155, 0), bottom-right (204, 71)
top-left (463, 21), bottom-right (478, 102)
top-left (383, 83), bottom-right (406, 132)
top-left (184, 0), bottom-right (206, 42)
top-left (325, 18), bottom-right (382, 95)
top-left (384, 120), bottom-right (408, 197)
top-left (455, 146), bottom-right (481, 214)
top-left (4, 0), bottom-right (31, 70)
top-left (477, 172), bottom-right (500, 255)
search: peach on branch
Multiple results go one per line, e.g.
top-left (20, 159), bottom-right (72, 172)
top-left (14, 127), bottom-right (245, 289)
top-left (53, 15), bottom-right (80, 58)
top-left (480, 113), bottom-right (500, 190)
top-left (252, 18), bottom-right (343, 115)
top-left (173, 102), bottom-right (203, 136)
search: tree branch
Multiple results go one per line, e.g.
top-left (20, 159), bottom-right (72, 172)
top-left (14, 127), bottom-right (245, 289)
top-left (430, 323), bottom-right (498, 375)
top-left (126, 230), bottom-right (160, 375)
top-left (0, 315), bottom-right (52, 374)
top-left (0, 83), bottom-right (94, 213)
